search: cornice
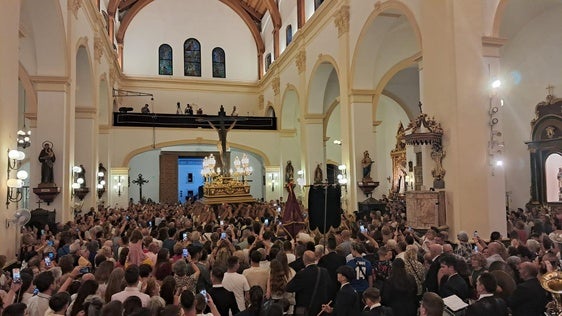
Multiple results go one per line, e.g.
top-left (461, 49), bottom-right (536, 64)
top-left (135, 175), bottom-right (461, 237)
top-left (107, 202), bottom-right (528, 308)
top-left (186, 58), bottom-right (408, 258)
top-left (30, 76), bottom-right (70, 92)
top-left (120, 75), bottom-right (259, 93)
top-left (482, 36), bottom-right (508, 58)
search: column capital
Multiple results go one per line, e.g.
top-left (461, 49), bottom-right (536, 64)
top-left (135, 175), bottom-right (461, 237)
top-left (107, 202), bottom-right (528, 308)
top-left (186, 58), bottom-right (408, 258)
top-left (69, 0), bottom-right (82, 19)
top-left (349, 89), bottom-right (375, 103)
top-left (333, 5), bottom-right (350, 38)
top-left (94, 36), bottom-right (104, 63)
top-left (296, 50), bottom-right (306, 74)
top-left (272, 76), bottom-right (281, 96)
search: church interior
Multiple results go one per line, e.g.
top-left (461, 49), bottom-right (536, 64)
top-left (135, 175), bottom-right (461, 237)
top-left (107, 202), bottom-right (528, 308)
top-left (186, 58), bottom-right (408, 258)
top-left (1, 0), bottom-right (562, 260)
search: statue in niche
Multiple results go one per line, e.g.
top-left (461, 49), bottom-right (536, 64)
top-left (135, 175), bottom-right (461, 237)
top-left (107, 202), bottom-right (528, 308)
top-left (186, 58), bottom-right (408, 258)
top-left (314, 164), bottom-right (323, 184)
top-left (361, 150), bottom-right (374, 181)
top-left (285, 160), bottom-right (294, 184)
top-left (39, 141), bottom-right (56, 185)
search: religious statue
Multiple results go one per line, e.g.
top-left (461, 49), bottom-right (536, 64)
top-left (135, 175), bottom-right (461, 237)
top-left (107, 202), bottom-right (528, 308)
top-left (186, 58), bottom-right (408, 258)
top-left (231, 106), bottom-right (238, 116)
top-left (39, 141), bottom-right (56, 184)
top-left (361, 150), bottom-right (374, 181)
top-left (176, 102), bottom-right (181, 114)
top-left (199, 106), bottom-right (242, 174)
top-left (285, 160), bottom-right (294, 184)
top-left (314, 164), bottom-right (323, 184)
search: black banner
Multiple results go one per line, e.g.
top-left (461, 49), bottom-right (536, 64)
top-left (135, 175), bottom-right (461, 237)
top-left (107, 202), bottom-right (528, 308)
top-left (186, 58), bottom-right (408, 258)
top-left (308, 185), bottom-right (342, 233)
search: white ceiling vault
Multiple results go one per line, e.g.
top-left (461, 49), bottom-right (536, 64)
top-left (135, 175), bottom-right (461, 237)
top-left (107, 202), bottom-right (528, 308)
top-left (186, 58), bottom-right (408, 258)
top-left (107, 0), bottom-right (282, 54)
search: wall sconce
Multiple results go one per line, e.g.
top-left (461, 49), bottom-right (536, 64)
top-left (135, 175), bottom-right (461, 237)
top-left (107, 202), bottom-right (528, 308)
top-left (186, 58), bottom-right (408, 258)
top-left (270, 173), bottom-right (278, 191)
top-left (333, 139), bottom-right (342, 145)
top-left (72, 165), bottom-right (89, 200)
top-left (97, 163), bottom-right (107, 199)
top-left (337, 164), bottom-right (348, 185)
top-left (6, 149), bottom-right (28, 207)
top-left (489, 78), bottom-right (504, 175)
top-left (113, 175), bottom-right (123, 196)
top-left (16, 130), bottom-right (32, 149)
top-left (297, 170), bottom-right (305, 189)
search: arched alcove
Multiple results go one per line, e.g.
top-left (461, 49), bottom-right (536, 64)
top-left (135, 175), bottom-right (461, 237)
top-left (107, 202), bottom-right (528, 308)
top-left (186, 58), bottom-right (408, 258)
top-left (546, 154), bottom-right (562, 202)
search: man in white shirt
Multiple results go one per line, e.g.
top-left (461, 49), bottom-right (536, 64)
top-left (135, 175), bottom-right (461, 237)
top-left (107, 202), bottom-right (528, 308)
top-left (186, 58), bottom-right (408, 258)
top-left (111, 264), bottom-right (150, 306)
top-left (222, 255), bottom-right (250, 311)
top-left (27, 271), bottom-right (56, 316)
top-left (242, 250), bottom-right (269, 293)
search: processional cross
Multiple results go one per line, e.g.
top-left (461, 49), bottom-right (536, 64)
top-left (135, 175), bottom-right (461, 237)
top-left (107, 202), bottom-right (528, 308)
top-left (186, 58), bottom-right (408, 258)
top-left (197, 106), bottom-right (246, 175)
top-left (132, 173), bottom-right (149, 201)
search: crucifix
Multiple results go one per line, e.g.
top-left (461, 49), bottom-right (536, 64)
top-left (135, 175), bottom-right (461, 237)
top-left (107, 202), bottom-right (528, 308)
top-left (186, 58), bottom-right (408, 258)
top-left (132, 173), bottom-right (149, 201)
top-left (546, 84), bottom-right (554, 97)
top-left (197, 106), bottom-right (246, 175)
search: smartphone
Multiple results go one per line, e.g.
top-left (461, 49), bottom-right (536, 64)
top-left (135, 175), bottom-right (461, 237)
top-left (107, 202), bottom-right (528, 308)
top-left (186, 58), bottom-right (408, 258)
top-left (473, 231), bottom-right (478, 237)
top-left (264, 219), bottom-right (269, 226)
top-left (183, 233), bottom-right (188, 241)
top-left (220, 220), bottom-right (224, 226)
top-left (126, 216), bottom-right (130, 220)
top-left (360, 225), bottom-right (366, 233)
top-left (79, 267), bottom-right (90, 274)
top-left (200, 289), bottom-right (207, 302)
top-left (41, 229), bottom-right (45, 235)
top-left (33, 288), bottom-right (39, 295)
top-left (182, 248), bottom-right (189, 258)
top-left (12, 268), bottom-right (21, 283)
top-left (221, 232), bottom-right (227, 239)
top-left (148, 221), bottom-right (152, 227)
top-left (473, 244), bottom-right (478, 253)
top-left (47, 252), bottom-right (54, 260)
top-left (47, 240), bottom-right (54, 247)
top-left (277, 206), bottom-right (281, 213)
top-left (44, 257), bottom-right (51, 267)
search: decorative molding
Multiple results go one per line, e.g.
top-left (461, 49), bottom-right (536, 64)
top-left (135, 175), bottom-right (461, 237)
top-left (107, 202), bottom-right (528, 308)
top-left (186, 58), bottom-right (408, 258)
top-left (94, 36), bottom-right (104, 63)
top-left (296, 50), bottom-right (306, 74)
top-left (333, 5), bottom-right (350, 37)
top-left (69, 0), bottom-right (82, 19)
top-left (482, 36), bottom-right (508, 58)
top-left (258, 95), bottom-right (265, 109)
top-left (272, 77), bottom-right (281, 96)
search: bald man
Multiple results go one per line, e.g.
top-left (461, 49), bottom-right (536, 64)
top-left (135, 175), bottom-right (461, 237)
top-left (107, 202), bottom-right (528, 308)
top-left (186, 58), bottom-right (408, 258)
top-left (287, 250), bottom-right (333, 316)
top-left (508, 262), bottom-right (547, 316)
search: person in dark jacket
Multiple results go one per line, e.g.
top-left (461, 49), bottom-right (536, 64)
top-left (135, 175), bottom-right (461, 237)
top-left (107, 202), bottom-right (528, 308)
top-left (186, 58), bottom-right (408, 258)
top-left (381, 258), bottom-right (417, 316)
top-left (286, 251), bottom-right (332, 316)
top-left (320, 265), bottom-right (360, 316)
top-left (507, 262), bottom-right (547, 316)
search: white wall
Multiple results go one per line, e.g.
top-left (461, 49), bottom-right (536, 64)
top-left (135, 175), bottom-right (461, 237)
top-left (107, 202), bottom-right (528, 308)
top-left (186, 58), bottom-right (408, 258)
top-left (500, 5), bottom-right (562, 209)
top-left (123, 0), bottom-right (258, 80)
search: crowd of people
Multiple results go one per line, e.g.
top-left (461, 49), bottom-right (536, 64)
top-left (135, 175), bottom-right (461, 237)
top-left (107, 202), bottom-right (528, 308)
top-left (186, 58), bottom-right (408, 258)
top-left (0, 199), bottom-right (559, 316)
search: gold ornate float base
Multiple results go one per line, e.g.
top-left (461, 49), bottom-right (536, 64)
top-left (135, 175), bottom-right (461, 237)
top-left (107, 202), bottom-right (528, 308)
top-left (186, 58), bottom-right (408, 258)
top-left (201, 176), bottom-right (256, 204)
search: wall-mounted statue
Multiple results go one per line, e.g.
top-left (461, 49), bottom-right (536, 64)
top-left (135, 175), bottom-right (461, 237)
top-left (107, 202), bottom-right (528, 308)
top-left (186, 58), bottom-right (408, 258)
top-left (39, 141), bottom-right (56, 185)
top-left (361, 150), bottom-right (374, 182)
top-left (314, 164), bottom-right (323, 184)
top-left (285, 160), bottom-right (294, 184)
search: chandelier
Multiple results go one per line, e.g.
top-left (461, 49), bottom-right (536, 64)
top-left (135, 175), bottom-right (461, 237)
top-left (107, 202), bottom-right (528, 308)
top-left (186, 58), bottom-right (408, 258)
top-left (201, 154), bottom-right (218, 182)
top-left (231, 154), bottom-right (253, 182)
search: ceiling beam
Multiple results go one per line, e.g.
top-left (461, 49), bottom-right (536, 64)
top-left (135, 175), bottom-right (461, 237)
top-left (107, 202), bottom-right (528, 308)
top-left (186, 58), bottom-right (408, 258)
top-left (264, 0), bottom-right (282, 29)
top-left (237, 0), bottom-right (262, 22)
top-left (115, 0), bottom-right (153, 44)
top-left (219, 0), bottom-right (265, 54)
top-left (107, 0), bottom-right (121, 16)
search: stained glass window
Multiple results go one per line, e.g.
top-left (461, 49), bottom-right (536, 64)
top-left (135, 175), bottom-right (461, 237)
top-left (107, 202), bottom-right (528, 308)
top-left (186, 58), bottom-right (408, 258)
top-left (265, 53), bottom-right (272, 72)
top-left (314, 0), bottom-right (324, 10)
top-left (158, 44), bottom-right (173, 75)
top-left (286, 25), bottom-right (293, 46)
top-left (184, 38), bottom-right (201, 77)
top-left (212, 47), bottom-right (226, 78)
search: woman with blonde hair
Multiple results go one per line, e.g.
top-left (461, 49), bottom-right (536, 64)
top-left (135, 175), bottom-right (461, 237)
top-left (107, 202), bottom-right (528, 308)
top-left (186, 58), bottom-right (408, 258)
top-left (266, 253), bottom-right (296, 313)
top-left (403, 244), bottom-right (426, 298)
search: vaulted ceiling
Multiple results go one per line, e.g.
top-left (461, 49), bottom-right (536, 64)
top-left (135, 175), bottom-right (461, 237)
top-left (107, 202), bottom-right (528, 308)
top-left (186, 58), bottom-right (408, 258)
top-left (107, 0), bottom-right (282, 54)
